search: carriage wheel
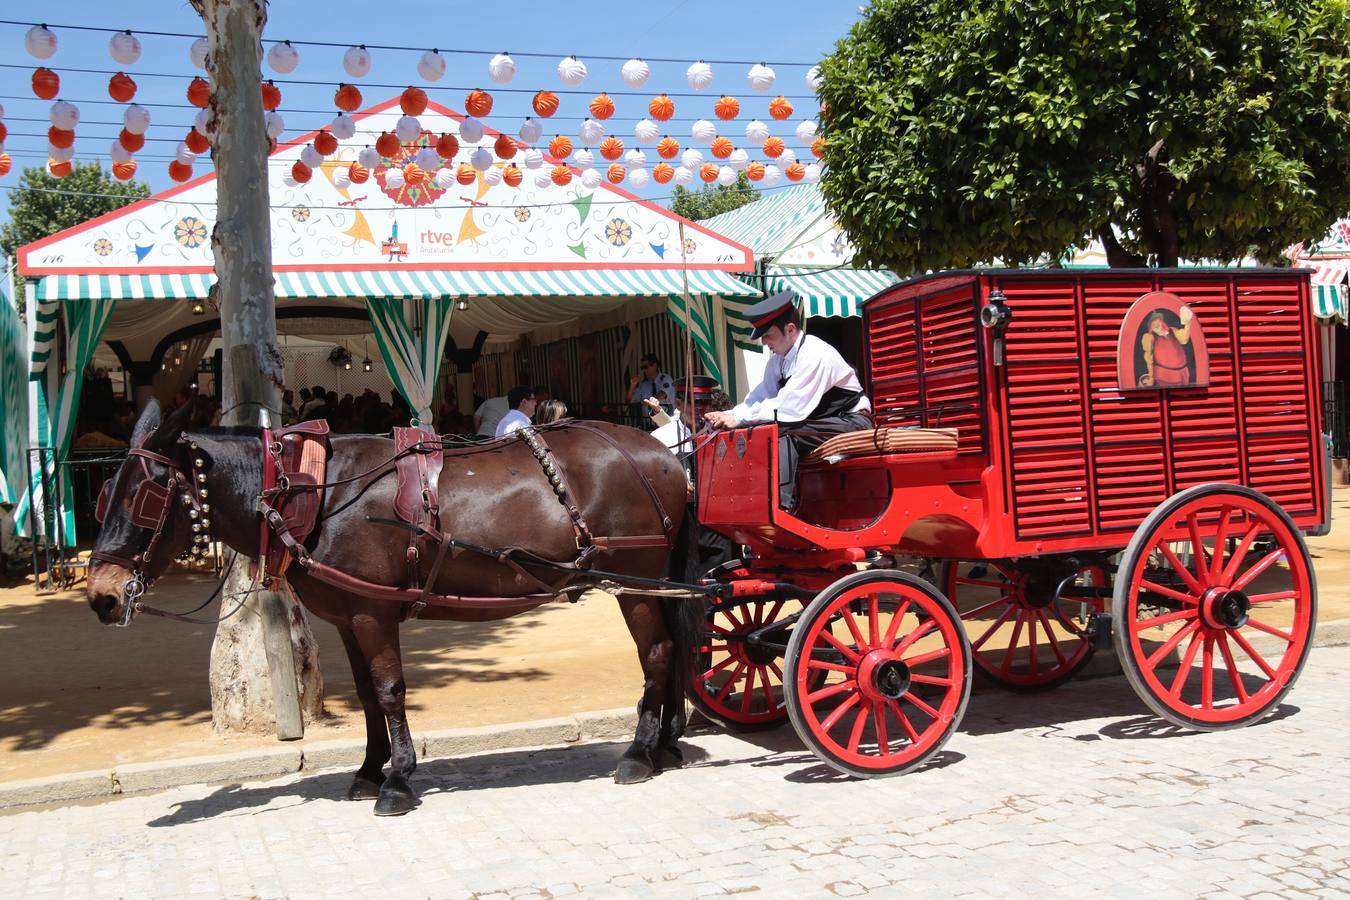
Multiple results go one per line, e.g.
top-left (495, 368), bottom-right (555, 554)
top-left (784, 570), bottom-right (972, 778)
top-left (1114, 484), bottom-right (1316, 731)
top-left (943, 560), bottom-right (1104, 691)
top-left (691, 594), bottom-right (808, 732)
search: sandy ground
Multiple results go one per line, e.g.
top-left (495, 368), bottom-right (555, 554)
top-left (3, 483), bottom-right (1349, 784)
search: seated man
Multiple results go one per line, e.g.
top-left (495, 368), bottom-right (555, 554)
top-left (704, 292), bottom-right (872, 511)
top-left (495, 385), bottom-right (537, 437)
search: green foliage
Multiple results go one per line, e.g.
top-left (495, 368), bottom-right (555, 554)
top-left (670, 172), bottom-right (759, 222)
top-left (818, 0), bottom-right (1350, 269)
top-left (0, 163), bottom-right (149, 263)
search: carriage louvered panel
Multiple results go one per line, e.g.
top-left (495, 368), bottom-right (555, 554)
top-left (1005, 360), bottom-right (1091, 535)
top-left (1157, 277), bottom-right (1235, 356)
top-left (1000, 278), bottom-right (1082, 361)
top-left (1092, 444), bottom-right (1168, 531)
top-left (1172, 437), bottom-right (1243, 491)
top-left (1246, 435), bottom-right (1314, 510)
top-left (1240, 358), bottom-right (1310, 432)
top-left (1168, 355), bottom-right (1240, 438)
top-left (868, 297), bottom-right (922, 429)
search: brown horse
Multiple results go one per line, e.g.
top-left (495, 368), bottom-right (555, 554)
top-left (87, 400), bottom-right (702, 815)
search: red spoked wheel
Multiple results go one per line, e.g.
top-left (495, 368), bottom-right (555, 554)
top-left (691, 595), bottom-right (808, 731)
top-left (1114, 484), bottom-right (1316, 730)
top-left (944, 560), bottom-right (1105, 691)
top-left (783, 570), bottom-right (972, 778)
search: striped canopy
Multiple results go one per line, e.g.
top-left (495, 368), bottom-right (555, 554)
top-left (763, 265), bottom-right (898, 318)
top-left (1292, 259), bottom-right (1349, 321)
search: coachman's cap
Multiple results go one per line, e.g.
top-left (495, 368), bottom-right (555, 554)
top-left (675, 375), bottom-right (720, 398)
top-left (745, 290), bottom-right (798, 340)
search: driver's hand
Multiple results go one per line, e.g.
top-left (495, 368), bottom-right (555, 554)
top-left (704, 410), bottom-right (737, 430)
top-left (642, 397), bottom-right (660, 414)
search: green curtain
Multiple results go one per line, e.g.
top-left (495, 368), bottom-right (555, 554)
top-left (665, 293), bottom-right (725, 384)
top-left (0, 288), bottom-right (28, 511)
top-left (366, 296), bottom-right (455, 424)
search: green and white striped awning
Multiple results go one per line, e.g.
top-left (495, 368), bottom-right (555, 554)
top-left (698, 185), bottom-right (827, 257)
top-left (763, 265), bottom-right (898, 318)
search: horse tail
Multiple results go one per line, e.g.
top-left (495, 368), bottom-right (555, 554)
top-left (661, 516), bottom-right (708, 702)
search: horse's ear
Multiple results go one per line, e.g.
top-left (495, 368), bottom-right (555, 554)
top-left (145, 397), bottom-right (197, 450)
top-left (130, 399), bottom-right (164, 447)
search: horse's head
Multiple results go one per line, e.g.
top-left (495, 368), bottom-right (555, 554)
top-left (87, 398), bottom-right (204, 625)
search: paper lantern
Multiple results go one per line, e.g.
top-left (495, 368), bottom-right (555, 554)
top-left (686, 61), bottom-right (714, 90)
top-left (108, 31), bottom-right (142, 65)
top-left (170, 160), bottom-right (195, 183)
top-left (258, 81), bottom-right (281, 112)
top-left (435, 133), bottom-right (459, 159)
top-left (470, 147), bottom-right (492, 171)
top-left (606, 163), bottom-right (626, 184)
top-left (649, 94), bottom-right (675, 122)
top-left (396, 115), bottom-right (421, 143)
top-left (123, 104), bottom-right (150, 134)
top-left (653, 163), bottom-right (674, 184)
top-left (358, 146), bottom-right (380, 169)
top-left (581, 167), bottom-right (602, 189)
top-left (796, 120), bottom-right (818, 144)
top-left (633, 119), bottom-right (659, 144)
top-left (48, 144), bottom-right (73, 164)
top-left (811, 136), bottom-right (825, 159)
top-left (108, 72), bottom-right (137, 103)
top-left (189, 37), bottom-right (209, 70)
top-left (534, 171), bottom-right (552, 189)
top-left (343, 45), bottom-right (371, 78)
top-left (331, 113), bottom-right (356, 141)
top-left (762, 136), bottom-right (785, 158)
top-left (769, 96), bottom-right (794, 121)
top-left (25, 25), bottom-right (58, 60)
top-left (264, 111), bottom-right (285, 140)
top-left (483, 165), bottom-right (503, 186)
top-left (715, 96), bottom-right (741, 120)
top-left (557, 56), bottom-right (587, 86)
top-left (551, 164), bottom-right (573, 185)
top-left (674, 165), bottom-right (693, 185)
top-left (112, 159), bottom-right (137, 181)
top-left (185, 129), bottom-right (209, 154)
top-left (625, 149), bottom-right (647, 170)
top-left (466, 88), bottom-right (493, 118)
top-left (434, 167), bottom-right (456, 189)
top-left (578, 118), bottom-right (604, 145)
top-left (375, 132), bottom-right (401, 157)
top-left (403, 163), bottom-right (426, 186)
top-left (282, 171), bottom-right (298, 188)
top-left (110, 140), bottom-right (133, 164)
top-left (699, 162), bottom-right (719, 183)
top-left (806, 65), bottom-right (823, 92)
top-left (118, 129), bottom-right (144, 153)
top-left (780, 148), bottom-right (798, 167)
top-left (522, 148), bottom-right (544, 169)
top-left (334, 83), bottom-right (362, 112)
top-left (519, 118), bottom-right (543, 144)
top-left (332, 166), bottom-right (352, 190)
top-left (589, 93), bottom-right (615, 121)
top-left (48, 159), bottom-right (72, 179)
top-left (745, 160), bottom-right (765, 182)
top-left (503, 163), bottom-right (523, 187)
top-left (710, 136), bottom-right (733, 159)
top-left (414, 147), bottom-right (440, 170)
top-left (574, 148), bottom-right (594, 169)
top-left (599, 136), bottom-right (625, 161)
top-left (418, 50), bottom-right (446, 82)
top-left (0, 122), bottom-right (5, 146)
top-left (384, 167), bottom-right (404, 189)
top-left (785, 161), bottom-right (806, 182)
top-left (175, 143), bottom-right (197, 166)
top-left (729, 147), bottom-right (749, 171)
top-left (657, 136), bottom-right (680, 159)
top-left (32, 68), bottom-right (60, 101)
top-left (268, 42), bottom-right (299, 74)
top-left (1, 150), bottom-right (13, 179)
top-left (494, 133), bottom-right (517, 159)
top-left (681, 148), bottom-right (704, 169)
top-left (460, 117), bottom-right (484, 143)
top-left (717, 165), bottom-right (737, 186)
top-left (349, 161), bottom-right (370, 183)
top-left (489, 52), bottom-right (516, 84)
top-left (549, 135), bottom-right (573, 159)
top-left (745, 119), bottom-right (770, 143)
top-left (313, 131), bottom-right (337, 156)
top-left (691, 119), bottom-right (717, 143)
top-left (629, 168), bottom-right (649, 189)
top-left (804, 163), bottom-right (822, 184)
top-left (47, 127), bottom-right (74, 150)
top-left (193, 109), bottom-right (210, 135)
top-left (397, 87), bottom-right (426, 117)
top-left (532, 90), bottom-right (559, 118)
top-left (747, 63), bottom-right (776, 92)
top-left (300, 145), bottom-right (322, 169)
top-left (49, 100), bottom-right (79, 131)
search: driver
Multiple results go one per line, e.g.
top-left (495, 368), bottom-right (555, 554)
top-left (703, 292), bottom-right (871, 511)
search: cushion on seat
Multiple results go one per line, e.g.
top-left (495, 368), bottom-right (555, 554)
top-left (805, 427), bottom-right (958, 463)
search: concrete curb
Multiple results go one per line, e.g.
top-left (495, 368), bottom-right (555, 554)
top-left (3, 619), bottom-right (1347, 812)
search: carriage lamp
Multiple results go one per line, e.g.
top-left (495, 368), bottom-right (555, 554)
top-left (362, 357), bottom-right (373, 372)
top-left (455, 297), bottom-right (469, 312)
top-left (191, 300), bottom-right (205, 315)
top-left (981, 288), bottom-right (1013, 366)
top-left (344, 359), bottom-right (352, 370)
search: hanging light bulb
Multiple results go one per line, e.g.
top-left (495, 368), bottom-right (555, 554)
top-left (362, 357), bottom-right (373, 372)
top-left (456, 297), bottom-right (469, 311)
top-left (191, 300), bottom-right (205, 315)
top-left (343, 359), bottom-right (352, 371)
top-left (179, 341), bottom-right (189, 352)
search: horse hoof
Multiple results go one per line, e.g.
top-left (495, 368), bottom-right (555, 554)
top-left (345, 775), bottom-right (384, 801)
top-left (613, 757), bottom-right (655, 785)
top-left (373, 780), bottom-right (419, 816)
top-left (658, 745), bottom-right (685, 769)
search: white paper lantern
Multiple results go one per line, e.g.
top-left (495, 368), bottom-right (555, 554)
top-left (581, 167), bottom-right (602, 189)
top-left (574, 148), bottom-right (595, 170)
top-left (300, 145), bottom-right (322, 169)
top-left (806, 65), bottom-right (823, 92)
top-left (109, 31), bottom-right (141, 65)
top-left (268, 42), bottom-right (299, 74)
top-left (415, 147), bottom-right (440, 170)
top-left (343, 45), bottom-right (371, 78)
top-left (0, 103), bottom-right (5, 119)
top-left (673, 165), bottom-right (694, 186)
top-left (534, 170), bottom-right (553, 189)
top-left (331, 113), bottom-right (356, 141)
top-left (264, 111), bottom-right (285, 140)
top-left (762, 164), bottom-right (781, 185)
top-left (470, 147), bottom-right (492, 170)
top-left (717, 165), bottom-right (736, 186)
top-left (747, 63), bottom-right (776, 92)
top-left (625, 149), bottom-right (647, 170)
top-left (396, 115), bottom-right (421, 143)
top-left (194, 108), bottom-right (211, 135)
top-left (332, 166), bottom-right (352, 190)
top-left (634, 119), bottom-right (659, 144)
top-left (123, 104), bottom-right (151, 135)
top-left (621, 58), bottom-right (650, 88)
top-left (629, 168), bottom-right (650, 189)
top-left (25, 25), bottom-right (58, 60)
top-left (691, 119), bottom-right (717, 143)
top-left (728, 147), bottom-right (749, 171)
top-left (358, 146), bottom-right (380, 169)
top-left (435, 167), bottom-right (457, 189)
top-left (282, 172), bottom-right (298, 188)
top-left (518, 118), bottom-right (543, 144)
top-left (483, 165), bottom-right (503, 186)
top-left (578, 118), bottom-right (604, 145)
top-left (796, 120), bottom-right (818, 144)
top-left (110, 141), bottom-right (133, 164)
top-left (488, 52), bottom-right (516, 85)
top-left (48, 144), bottom-right (73, 163)
top-left (189, 37), bottom-right (209, 70)
top-left (417, 49), bottom-right (446, 82)
top-left (804, 163), bottom-right (822, 184)
top-left (50, 100), bottom-right (79, 130)
top-left (522, 148), bottom-right (544, 170)
top-left (557, 55), bottom-right (587, 86)
top-left (745, 119), bottom-right (770, 143)
top-left (686, 61), bottom-right (714, 91)
top-left (384, 168), bottom-right (405, 189)
top-left (459, 117), bottom-right (484, 144)
top-left (176, 143), bottom-right (198, 166)
top-left (681, 148), bottom-right (704, 169)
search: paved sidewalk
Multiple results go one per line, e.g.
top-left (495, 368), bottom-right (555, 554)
top-left (4, 647), bottom-right (1348, 898)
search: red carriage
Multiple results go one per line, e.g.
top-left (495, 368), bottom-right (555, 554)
top-left (691, 268), bottom-right (1327, 777)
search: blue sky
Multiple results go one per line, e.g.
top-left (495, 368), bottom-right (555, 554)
top-left (0, 2), bottom-right (869, 240)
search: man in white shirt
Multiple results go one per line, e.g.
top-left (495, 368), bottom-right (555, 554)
top-left (495, 385), bottom-right (537, 437)
top-left (474, 394), bottom-right (510, 438)
top-left (704, 292), bottom-right (872, 511)
top-left (628, 353), bottom-right (675, 410)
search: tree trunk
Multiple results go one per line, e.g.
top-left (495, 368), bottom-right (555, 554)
top-left (192, 0), bottom-right (323, 736)
top-left (1097, 224), bottom-right (1146, 268)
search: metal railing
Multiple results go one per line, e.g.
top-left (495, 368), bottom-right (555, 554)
top-left (1323, 380), bottom-right (1347, 459)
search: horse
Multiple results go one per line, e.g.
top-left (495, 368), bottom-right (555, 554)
top-left (87, 399), bottom-right (705, 815)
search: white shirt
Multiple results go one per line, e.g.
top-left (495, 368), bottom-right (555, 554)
top-left (733, 333), bottom-right (870, 425)
top-left (495, 408), bottom-right (532, 437)
top-left (475, 396), bottom-right (509, 436)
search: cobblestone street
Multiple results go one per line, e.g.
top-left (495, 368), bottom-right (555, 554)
top-left (3, 646), bottom-right (1349, 898)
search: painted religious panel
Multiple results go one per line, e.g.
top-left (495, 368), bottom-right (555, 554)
top-left (1116, 291), bottom-right (1210, 390)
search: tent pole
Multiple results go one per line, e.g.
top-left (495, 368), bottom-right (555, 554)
top-left (678, 223), bottom-right (695, 401)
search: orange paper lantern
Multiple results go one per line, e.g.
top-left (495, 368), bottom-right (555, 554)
top-left (589, 93), bottom-right (615, 121)
top-left (700, 162), bottom-right (719, 182)
top-left (0, 123), bottom-right (6, 144)
top-left (532, 90), bottom-right (560, 118)
top-left (169, 160), bottom-right (193, 183)
top-left (812, 136), bottom-right (824, 158)
top-left (0, 153), bottom-right (12, 178)
top-left (550, 164), bottom-right (572, 186)
top-left (112, 159), bottom-right (137, 181)
top-left (714, 95), bottom-right (740, 120)
top-left (290, 161), bottom-right (311, 184)
top-left (348, 162), bottom-right (369, 184)
top-left (607, 163), bottom-right (625, 183)
top-left (335, 83), bottom-right (362, 112)
top-left (108, 72), bottom-right (137, 103)
top-left (648, 94), bottom-right (675, 122)
top-left (47, 127), bottom-right (75, 150)
top-left (49, 160), bottom-right (72, 178)
top-left (261, 81), bottom-right (282, 112)
top-left (710, 137), bottom-right (734, 159)
top-left (652, 162), bottom-right (674, 184)
top-left (184, 129), bottom-right (209, 154)
top-left (762, 136), bottom-right (785, 158)
top-left (745, 161), bottom-right (766, 182)
top-left (436, 133), bottom-right (460, 159)
top-left (32, 68), bottom-right (60, 100)
top-left (314, 131), bottom-right (338, 156)
top-left (403, 163), bottom-right (426, 186)
top-left (187, 76), bottom-right (210, 109)
top-left (375, 132), bottom-right (401, 158)
top-left (769, 96), bottom-right (794, 121)
top-left (456, 162), bottom-right (477, 185)
top-left (119, 129), bottom-right (145, 153)
top-left (599, 136), bottom-right (625, 161)
top-left (657, 136), bottom-right (680, 159)
top-left (502, 163), bottom-right (523, 187)
top-left (400, 86), bottom-right (428, 116)
top-left (785, 161), bottom-right (806, 182)
top-left (494, 133), bottom-right (517, 160)
top-left (465, 88), bottom-right (493, 118)
top-left (548, 135), bottom-right (573, 159)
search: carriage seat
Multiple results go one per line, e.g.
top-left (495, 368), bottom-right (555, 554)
top-left (803, 427), bottom-right (958, 465)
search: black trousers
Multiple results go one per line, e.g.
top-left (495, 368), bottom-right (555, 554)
top-left (778, 411), bottom-right (874, 509)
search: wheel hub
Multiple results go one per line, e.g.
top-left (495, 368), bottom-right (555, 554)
top-left (858, 650), bottom-right (911, 702)
top-left (1201, 587), bottom-right (1250, 629)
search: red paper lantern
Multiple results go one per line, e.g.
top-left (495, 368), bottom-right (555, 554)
top-left (108, 72), bottom-right (137, 103)
top-left (33, 68), bottom-right (60, 100)
top-left (184, 129), bottom-right (209, 154)
top-left (648, 94), bottom-right (674, 122)
top-left (119, 129), bottom-right (145, 153)
top-left (710, 137), bottom-right (734, 159)
top-left (550, 164), bottom-right (572, 186)
top-left (400, 86), bottom-right (428, 116)
top-left (334, 83), bottom-right (362, 112)
top-left (502, 163), bottom-right (522, 187)
top-left (494, 133), bottom-right (518, 160)
top-left (375, 132), bottom-right (401, 158)
top-left (700, 162), bottom-right (719, 182)
top-left (403, 163), bottom-right (426, 186)
top-left (812, 136), bottom-right (824, 158)
top-left (261, 81), bottom-right (282, 112)
top-left (657, 136), bottom-right (680, 159)
top-left (606, 163), bottom-right (625, 183)
top-left (769, 96), bottom-right (794, 121)
top-left (314, 131), bottom-right (338, 156)
top-left (599, 136), bottom-right (625, 161)
top-left (762, 136), bottom-right (785, 158)
top-left (785, 161), bottom-right (806, 182)
top-left (290, 160), bottom-right (311, 184)
top-left (0, 153), bottom-right (12, 178)
top-left (714, 95), bottom-right (740, 120)
top-left (652, 162), bottom-right (674, 184)
top-left (456, 163), bottom-right (477, 185)
top-left (465, 88), bottom-right (493, 118)
top-left (187, 76), bottom-right (211, 109)
top-left (47, 127), bottom-right (75, 150)
top-left (49, 159), bottom-right (72, 178)
top-left (436, 133), bottom-right (460, 159)
top-left (589, 93), bottom-right (615, 121)
top-left (548, 135), bottom-right (573, 159)
top-left (348, 162), bottom-right (369, 184)
top-left (532, 90), bottom-right (559, 118)
top-left (112, 159), bottom-right (137, 181)
top-left (745, 161), bottom-right (766, 182)
top-left (169, 160), bottom-right (194, 183)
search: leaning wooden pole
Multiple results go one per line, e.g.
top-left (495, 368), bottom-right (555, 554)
top-left (678, 222), bottom-right (696, 397)
top-left (192, 0), bottom-right (322, 739)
